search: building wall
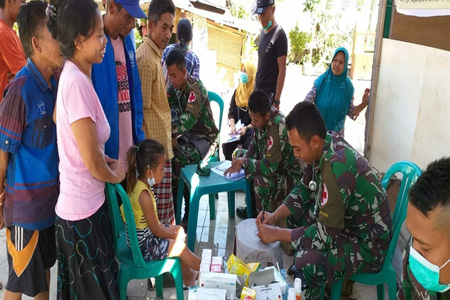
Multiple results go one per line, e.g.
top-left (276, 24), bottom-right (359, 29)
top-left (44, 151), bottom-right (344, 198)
top-left (369, 38), bottom-right (450, 172)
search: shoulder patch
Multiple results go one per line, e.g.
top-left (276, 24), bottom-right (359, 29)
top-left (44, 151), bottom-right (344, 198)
top-left (188, 91), bottom-right (196, 103)
top-left (267, 136), bottom-right (274, 151)
top-left (321, 183), bottom-right (328, 206)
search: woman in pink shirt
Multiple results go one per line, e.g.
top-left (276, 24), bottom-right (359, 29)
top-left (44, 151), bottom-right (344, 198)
top-left (47, 0), bottom-right (125, 298)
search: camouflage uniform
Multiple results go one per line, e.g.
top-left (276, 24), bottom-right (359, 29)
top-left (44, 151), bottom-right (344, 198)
top-left (284, 132), bottom-right (393, 300)
top-left (235, 108), bottom-right (301, 212)
top-left (398, 239), bottom-right (450, 300)
top-left (168, 75), bottom-right (219, 211)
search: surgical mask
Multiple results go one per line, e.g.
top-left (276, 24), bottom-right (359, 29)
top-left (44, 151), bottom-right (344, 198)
top-left (240, 72), bottom-right (248, 84)
top-left (409, 245), bottom-right (450, 292)
top-left (147, 172), bottom-right (156, 187)
top-left (263, 20), bottom-right (272, 31)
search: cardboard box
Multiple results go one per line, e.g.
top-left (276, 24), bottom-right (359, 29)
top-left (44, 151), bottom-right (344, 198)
top-left (263, 266), bottom-right (288, 294)
top-left (202, 249), bottom-right (213, 264)
top-left (188, 287), bottom-right (227, 300)
top-left (199, 272), bottom-right (239, 299)
top-left (211, 256), bottom-right (223, 273)
top-left (200, 263), bottom-right (211, 274)
top-left (252, 282), bottom-right (282, 300)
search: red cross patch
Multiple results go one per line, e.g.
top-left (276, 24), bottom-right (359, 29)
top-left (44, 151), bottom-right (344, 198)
top-left (321, 184), bottom-right (328, 206)
top-left (267, 136), bottom-right (274, 151)
top-left (188, 91), bottom-right (196, 103)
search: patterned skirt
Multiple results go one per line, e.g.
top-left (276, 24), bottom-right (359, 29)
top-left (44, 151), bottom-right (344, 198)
top-left (55, 202), bottom-right (119, 300)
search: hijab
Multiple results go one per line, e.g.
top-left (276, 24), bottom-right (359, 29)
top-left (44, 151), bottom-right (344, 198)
top-left (314, 47), bottom-right (355, 133)
top-left (235, 60), bottom-right (256, 108)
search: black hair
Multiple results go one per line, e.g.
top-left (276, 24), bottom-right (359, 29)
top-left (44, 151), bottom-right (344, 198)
top-left (177, 18), bottom-right (192, 48)
top-left (0, 0), bottom-right (5, 9)
top-left (47, 0), bottom-right (99, 58)
top-left (17, 0), bottom-right (47, 58)
top-left (166, 45), bottom-right (186, 71)
top-left (285, 101), bottom-right (327, 141)
top-left (409, 157), bottom-right (450, 218)
top-left (248, 89), bottom-right (271, 116)
top-left (126, 139), bottom-right (166, 194)
top-left (148, 0), bottom-right (175, 24)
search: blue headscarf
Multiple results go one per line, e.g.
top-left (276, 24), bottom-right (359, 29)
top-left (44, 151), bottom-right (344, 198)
top-left (314, 47), bottom-right (355, 133)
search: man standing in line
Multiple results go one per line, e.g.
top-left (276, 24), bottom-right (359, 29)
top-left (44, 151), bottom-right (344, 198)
top-left (136, 0), bottom-right (176, 225)
top-left (0, 0), bottom-right (26, 101)
top-left (0, 1), bottom-right (63, 297)
top-left (92, 0), bottom-right (147, 182)
top-left (253, 0), bottom-right (287, 110)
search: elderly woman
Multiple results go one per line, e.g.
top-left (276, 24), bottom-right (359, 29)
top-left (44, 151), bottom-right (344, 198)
top-left (304, 47), bottom-right (370, 135)
top-left (222, 60), bottom-right (257, 160)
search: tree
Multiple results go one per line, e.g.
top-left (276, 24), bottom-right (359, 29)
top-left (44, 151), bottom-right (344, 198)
top-left (288, 24), bottom-right (311, 64)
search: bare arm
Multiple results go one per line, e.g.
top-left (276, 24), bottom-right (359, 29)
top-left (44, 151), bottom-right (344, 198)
top-left (352, 88), bottom-right (370, 117)
top-left (0, 150), bottom-right (8, 229)
top-left (274, 55), bottom-right (287, 108)
top-left (71, 118), bottom-right (124, 183)
top-left (138, 190), bottom-right (176, 239)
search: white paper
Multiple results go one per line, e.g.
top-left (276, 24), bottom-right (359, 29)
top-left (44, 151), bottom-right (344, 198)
top-left (211, 161), bottom-right (245, 181)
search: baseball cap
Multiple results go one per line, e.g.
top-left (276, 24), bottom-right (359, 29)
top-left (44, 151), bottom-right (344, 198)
top-left (253, 0), bottom-right (274, 14)
top-left (114, 0), bottom-right (148, 19)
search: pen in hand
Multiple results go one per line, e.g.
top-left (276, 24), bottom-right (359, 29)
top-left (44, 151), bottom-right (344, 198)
top-left (261, 208), bottom-right (265, 223)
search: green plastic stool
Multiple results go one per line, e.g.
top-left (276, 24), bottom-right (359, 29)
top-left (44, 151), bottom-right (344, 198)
top-left (105, 183), bottom-right (185, 300)
top-left (323, 161), bottom-right (422, 300)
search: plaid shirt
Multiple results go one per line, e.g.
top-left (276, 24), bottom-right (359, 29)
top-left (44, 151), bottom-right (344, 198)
top-left (136, 37), bottom-right (173, 159)
top-left (162, 43), bottom-right (200, 86)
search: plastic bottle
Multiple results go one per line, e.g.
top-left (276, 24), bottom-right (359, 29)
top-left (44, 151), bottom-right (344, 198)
top-left (294, 277), bottom-right (302, 300)
top-left (287, 288), bottom-right (296, 300)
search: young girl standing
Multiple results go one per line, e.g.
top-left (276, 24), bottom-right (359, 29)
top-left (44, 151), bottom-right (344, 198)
top-left (125, 139), bottom-right (200, 286)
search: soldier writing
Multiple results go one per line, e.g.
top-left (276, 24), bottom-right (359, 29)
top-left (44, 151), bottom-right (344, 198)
top-left (256, 101), bottom-right (393, 299)
top-left (225, 89), bottom-right (301, 216)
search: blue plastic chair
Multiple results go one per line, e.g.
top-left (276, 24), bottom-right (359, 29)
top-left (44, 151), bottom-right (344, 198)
top-left (323, 161), bottom-right (422, 300)
top-left (175, 161), bottom-right (252, 251)
top-left (105, 183), bottom-right (184, 300)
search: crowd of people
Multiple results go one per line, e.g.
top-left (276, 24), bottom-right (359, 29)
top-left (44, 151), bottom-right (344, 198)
top-left (0, 0), bottom-right (448, 299)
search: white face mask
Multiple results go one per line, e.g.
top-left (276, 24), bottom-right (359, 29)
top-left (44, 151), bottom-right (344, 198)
top-left (147, 171), bottom-right (156, 187)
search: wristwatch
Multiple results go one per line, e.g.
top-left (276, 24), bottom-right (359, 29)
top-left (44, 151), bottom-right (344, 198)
top-left (273, 99), bottom-right (280, 106)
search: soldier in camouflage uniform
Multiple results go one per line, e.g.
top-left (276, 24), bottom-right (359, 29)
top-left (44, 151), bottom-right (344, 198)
top-left (398, 157), bottom-right (450, 300)
top-left (165, 46), bottom-right (219, 224)
top-left (225, 89), bottom-right (301, 214)
top-left (256, 101), bottom-right (393, 300)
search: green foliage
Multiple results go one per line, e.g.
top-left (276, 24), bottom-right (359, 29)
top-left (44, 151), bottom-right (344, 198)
top-left (302, 0), bottom-right (353, 68)
top-left (230, 3), bottom-right (248, 19)
top-left (288, 24), bottom-right (311, 64)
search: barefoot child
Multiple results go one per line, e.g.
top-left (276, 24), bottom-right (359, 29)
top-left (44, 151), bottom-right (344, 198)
top-left (122, 139), bottom-right (200, 286)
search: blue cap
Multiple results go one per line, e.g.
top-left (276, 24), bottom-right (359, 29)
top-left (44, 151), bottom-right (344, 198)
top-left (115, 0), bottom-right (147, 19)
top-left (253, 0), bottom-right (274, 14)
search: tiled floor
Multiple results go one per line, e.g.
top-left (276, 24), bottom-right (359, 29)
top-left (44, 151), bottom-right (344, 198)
top-left (0, 190), bottom-right (408, 299)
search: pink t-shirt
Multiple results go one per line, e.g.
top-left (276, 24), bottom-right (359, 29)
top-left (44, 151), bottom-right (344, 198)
top-left (55, 60), bottom-right (111, 221)
top-left (111, 36), bottom-right (132, 171)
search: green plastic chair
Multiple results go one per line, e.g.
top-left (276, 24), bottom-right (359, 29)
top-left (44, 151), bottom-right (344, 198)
top-left (207, 91), bottom-right (224, 163)
top-left (207, 91), bottom-right (224, 202)
top-left (105, 183), bottom-right (184, 300)
top-left (323, 161), bottom-right (422, 300)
